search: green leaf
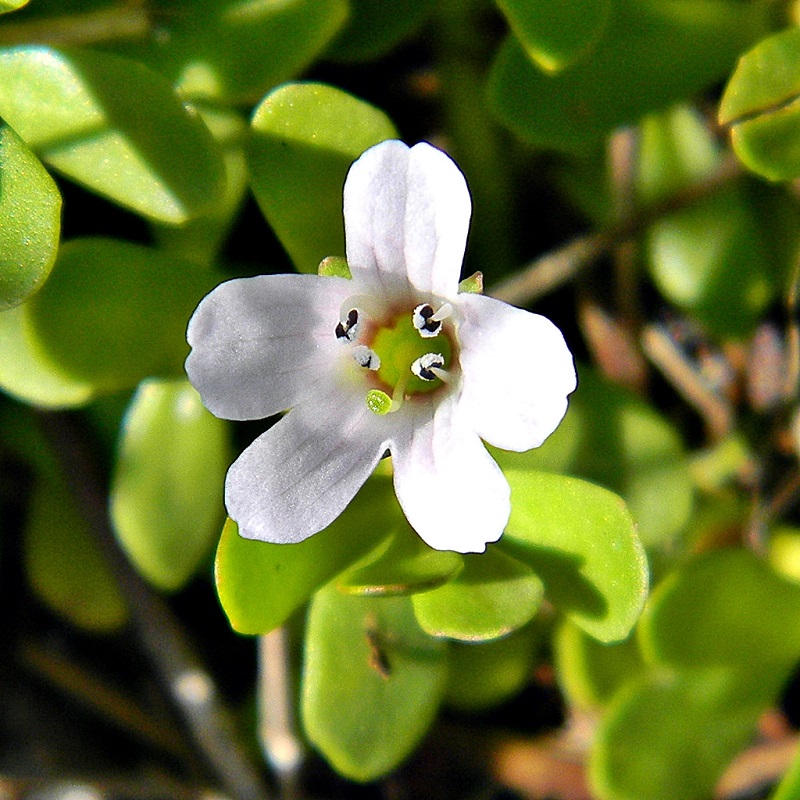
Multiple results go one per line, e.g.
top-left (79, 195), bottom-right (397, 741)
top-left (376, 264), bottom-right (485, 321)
top-left (411, 548), bottom-right (543, 642)
top-left (215, 476), bottom-right (398, 635)
top-left (110, 378), bottom-right (228, 592)
top-left (640, 548), bottom-right (800, 673)
top-left (638, 106), bottom-right (774, 337)
top-left (771, 740), bottom-right (800, 800)
top-left (0, 47), bottom-right (224, 223)
top-left (444, 625), bottom-right (540, 711)
top-left (302, 586), bottom-right (446, 782)
top-left (590, 669), bottom-right (768, 800)
top-left (496, 0), bottom-right (610, 72)
top-left (0, 304), bottom-right (94, 408)
top-left (555, 619), bottom-right (643, 709)
top-left (499, 471), bottom-right (648, 643)
top-left (26, 238), bottom-right (218, 392)
top-left (720, 28), bottom-right (800, 181)
top-left (494, 367), bottom-right (694, 547)
top-left (248, 82), bottom-right (397, 273)
top-left (115, 0), bottom-right (347, 104)
top-left (488, 0), bottom-right (768, 152)
top-left (338, 523), bottom-right (463, 596)
top-left (329, 0), bottom-right (431, 62)
top-left (24, 472), bottom-right (128, 633)
top-left (768, 525), bottom-right (800, 584)
top-left (0, 0), bottom-right (29, 12)
top-left (0, 121), bottom-right (61, 310)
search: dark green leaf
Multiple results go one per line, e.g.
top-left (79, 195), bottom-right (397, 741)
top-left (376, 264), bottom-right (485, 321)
top-left (110, 378), bottom-right (229, 592)
top-left (27, 238), bottom-right (219, 392)
top-left (499, 471), bottom-right (647, 643)
top-left (496, 0), bottom-right (610, 72)
top-left (411, 548), bottom-right (543, 642)
top-left (215, 476), bottom-right (398, 635)
top-left (0, 47), bottom-right (224, 223)
top-left (0, 121), bottom-right (60, 310)
top-left (248, 82), bottom-right (397, 273)
top-left (302, 586), bottom-right (446, 781)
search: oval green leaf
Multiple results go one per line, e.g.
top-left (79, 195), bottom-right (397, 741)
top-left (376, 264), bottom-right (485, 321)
top-left (248, 82), bottom-right (397, 273)
top-left (496, 0), bottom-right (610, 72)
top-left (0, 121), bottom-right (60, 310)
top-left (0, 46), bottom-right (224, 223)
top-left (0, 0), bottom-right (29, 12)
top-left (215, 476), bottom-right (398, 635)
top-left (25, 473), bottom-right (128, 633)
top-left (720, 28), bottom-right (800, 181)
top-left (488, 0), bottom-right (767, 152)
top-left (26, 238), bottom-right (219, 392)
top-left (411, 548), bottom-right (543, 642)
top-left (499, 471), bottom-right (648, 643)
top-left (0, 304), bottom-right (94, 408)
top-left (110, 378), bottom-right (228, 592)
top-left (640, 548), bottom-right (800, 672)
top-left (302, 586), bottom-right (446, 782)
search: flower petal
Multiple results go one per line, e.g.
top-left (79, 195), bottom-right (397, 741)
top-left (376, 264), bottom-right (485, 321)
top-left (344, 140), bottom-right (471, 299)
top-left (391, 398), bottom-right (510, 553)
top-left (186, 274), bottom-right (353, 421)
top-left (226, 383), bottom-right (391, 543)
top-left (457, 293), bottom-right (577, 452)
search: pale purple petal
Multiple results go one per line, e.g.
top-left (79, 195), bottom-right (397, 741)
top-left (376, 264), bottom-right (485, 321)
top-left (391, 397), bottom-right (510, 553)
top-left (457, 293), bottom-right (577, 452)
top-left (226, 383), bottom-right (392, 543)
top-left (186, 274), bottom-right (354, 421)
top-left (344, 140), bottom-right (471, 299)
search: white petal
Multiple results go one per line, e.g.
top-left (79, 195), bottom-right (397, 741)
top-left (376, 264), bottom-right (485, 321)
top-left (391, 398), bottom-right (510, 553)
top-left (226, 383), bottom-right (391, 543)
top-left (344, 140), bottom-right (471, 299)
top-left (186, 274), bottom-right (354, 421)
top-left (457, 293), bottom-right (577, 452)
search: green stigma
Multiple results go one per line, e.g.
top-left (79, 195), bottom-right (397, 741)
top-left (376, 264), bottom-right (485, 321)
top-left (366, 389), bottom-right (393, 415)
top-left (371, 312), bottom-right (452, 396)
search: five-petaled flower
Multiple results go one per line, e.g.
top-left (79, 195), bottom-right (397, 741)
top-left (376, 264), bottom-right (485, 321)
top-left (185, 140), bottom-right (576, 553)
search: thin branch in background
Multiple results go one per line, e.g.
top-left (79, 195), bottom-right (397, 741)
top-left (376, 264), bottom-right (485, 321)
top-left (490, 155), bottom-right (742, 307)
top-left (35, 411), bottom-right (271, 800)
top-left (641, 323), bottom-right (735, 441)
top-left (784, 251), bottom-right (800, 403)
top-left (258, 629), bottom-right (304, 800)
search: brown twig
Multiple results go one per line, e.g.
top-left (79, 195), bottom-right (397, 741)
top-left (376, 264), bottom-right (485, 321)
top-left (490, 155), bottom-right (742, 307)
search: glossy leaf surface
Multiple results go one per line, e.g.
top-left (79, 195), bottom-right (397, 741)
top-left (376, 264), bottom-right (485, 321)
top-left (500, 471), bottom-right (647, 643)
top-left (302, 587), bottom-right (446, 781)
top-left (496, 0), bottom-right (610, 72)
top-left (0, 47), bottom-right (224, 223)
top-left (110, 379), bottom-right (228, 592)
top-left (0, 122), bottom-right (61, 310)
top-left (248, 82), bottom-right (397, 273)
top-left (27, 238), bottom-right (218, 392)
top-left (215, 476), bottom-right (397, 634)
top-left (411, 548), bottom-right (543, 642)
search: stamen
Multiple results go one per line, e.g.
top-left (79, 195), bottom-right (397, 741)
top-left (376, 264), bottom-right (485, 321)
top-left (431, 303), bottom-right (453, 322)
top-left (411, 353), bottom-right (446, 382)
top-left (336, 308), bottom-right (359, 342)
top-left (412, 304), bottom-right (442, 338)
top-left (352, 345), bottom-right (380, 371)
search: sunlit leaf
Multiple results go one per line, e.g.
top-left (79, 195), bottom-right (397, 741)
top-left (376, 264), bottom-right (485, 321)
top-left (411, 548), bottom-right (543, 642)
top-left (215, 476), bottom-right (398, 635)
top-left (0, 47), bottom-right (224, 223)
top-left (0, 0), bottom-right (28, 13)
top-left (488, 0), bottom-right (767, 152)
top-left (302, 586), bottom-right (446, 781)
top-left (27, 238), bottom-right (218, 392)
top-left (248, 82), bottom-right (397, 273)
top-left (0, 121), bottom-right (60, 310)
top-left (110, 379), bottom-right (228, 592)
top-left (499, 471), bottom-right (647, 643)
top-left (496, 0), bottom-right (610, 72)
top-left (25, 472), bottom-right (128, 632)
top-left (720, 27), bottom-right (800, 181)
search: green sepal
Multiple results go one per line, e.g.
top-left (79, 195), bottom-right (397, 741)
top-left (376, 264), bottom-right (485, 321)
top-left (457, 271), bottom-right (484, 294)
top-left (318, 256), bottom-right (352, 279)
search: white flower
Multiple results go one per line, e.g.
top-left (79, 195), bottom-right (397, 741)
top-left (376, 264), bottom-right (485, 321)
top-left (185, 140), bottom-right (576, 554)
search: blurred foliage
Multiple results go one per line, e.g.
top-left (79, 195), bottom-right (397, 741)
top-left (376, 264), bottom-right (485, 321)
top-left (3, 1), bottom-right (800, 798)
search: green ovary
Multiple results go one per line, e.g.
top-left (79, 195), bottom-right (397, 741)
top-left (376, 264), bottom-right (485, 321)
top-left (371, 313), bottom-right (452, 395)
